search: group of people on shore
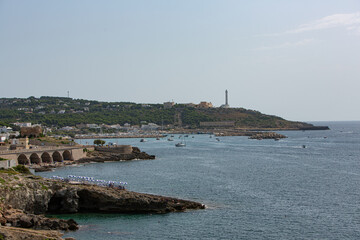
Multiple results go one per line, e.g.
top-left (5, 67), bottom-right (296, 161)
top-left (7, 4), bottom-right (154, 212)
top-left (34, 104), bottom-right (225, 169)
top-left (50, 175), bottom-right (127, 190)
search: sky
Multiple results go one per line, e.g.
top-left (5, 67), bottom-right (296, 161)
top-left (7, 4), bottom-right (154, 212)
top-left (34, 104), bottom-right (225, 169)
top-left (1, 0), bottom-right (360, 121)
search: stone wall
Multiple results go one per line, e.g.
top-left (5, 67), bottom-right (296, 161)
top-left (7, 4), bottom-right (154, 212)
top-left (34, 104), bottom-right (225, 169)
top-left (0, 159), bottom-right (17, 169)
top-left (20, 126), bottom-right (42, 137)
top-left (94, 145), bottom-right (133, 154)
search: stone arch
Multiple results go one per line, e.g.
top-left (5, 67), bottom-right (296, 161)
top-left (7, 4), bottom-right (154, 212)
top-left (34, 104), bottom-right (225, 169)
top-left (63, 150), bottom-right (73, 161)
top-left (30, 153), bottom-right (41, 164)
top-left (41, 152), bottom-right (52, 163)
top-left (18, 154), bottom-right (29, 165)
top-left (52, 151), bottom-right (63, 162)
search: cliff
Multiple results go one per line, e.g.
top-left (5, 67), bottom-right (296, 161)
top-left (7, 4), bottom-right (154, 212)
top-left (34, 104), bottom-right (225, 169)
top-left (0, 168), bottom-right (204, 238)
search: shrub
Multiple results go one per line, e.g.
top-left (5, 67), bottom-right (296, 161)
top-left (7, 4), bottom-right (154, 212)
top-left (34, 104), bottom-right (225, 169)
top-left (12, 165), bottom-right (32, 174)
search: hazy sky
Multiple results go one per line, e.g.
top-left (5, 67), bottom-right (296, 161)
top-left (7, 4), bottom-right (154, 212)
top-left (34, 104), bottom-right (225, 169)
top-left (1, 0), bottom-right (359, 121)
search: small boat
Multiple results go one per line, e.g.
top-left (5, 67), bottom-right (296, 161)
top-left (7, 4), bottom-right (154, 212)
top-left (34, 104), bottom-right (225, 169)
top-left (184, 135), bottom-right (189, 137)
top-left (274, 138), bottom-right (280, 141)
top-left (175, 142), bottom-right (186, 147)
top-left (156, 137), bottom-right (160, 140)
top-left (216, 138), bottom-right (220, 141)
top-left (176, 136), bottom-right (186, 147)
top-left (167, 138), bottom-right (174, 141)
top-left (140, 139), bottom-right (147, 142)
top-left (302, 145), bottom-right (306, 148)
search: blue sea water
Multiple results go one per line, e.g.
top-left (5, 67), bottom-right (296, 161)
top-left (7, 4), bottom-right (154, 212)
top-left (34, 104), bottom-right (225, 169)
top-left (38, 121), bottom-right (360, 239)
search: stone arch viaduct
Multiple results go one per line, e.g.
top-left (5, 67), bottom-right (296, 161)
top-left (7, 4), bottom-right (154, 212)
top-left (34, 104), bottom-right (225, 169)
top-left (0, 147), bottom-right (88, 165)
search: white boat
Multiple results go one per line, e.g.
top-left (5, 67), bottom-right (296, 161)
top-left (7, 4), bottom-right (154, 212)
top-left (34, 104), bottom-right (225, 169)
top-left (175, 142), bottom-right (186, 147)
top-left (167, 138), bottom-right (174, 141)
top-left (175, 136), bottom-right (186, 147)
top-left (140, 139), bottom-right (147, 142)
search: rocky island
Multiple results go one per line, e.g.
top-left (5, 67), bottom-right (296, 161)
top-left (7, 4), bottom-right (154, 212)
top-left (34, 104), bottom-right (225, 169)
top-left (0, 167), bottom-right (205, 239)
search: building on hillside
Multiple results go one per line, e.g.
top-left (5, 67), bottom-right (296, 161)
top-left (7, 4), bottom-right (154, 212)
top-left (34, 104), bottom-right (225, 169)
top-left (141, 123), bottom-right (160, 131)
top-left (20, 126), bottom-right (42, 137)
top-left (11, 137), bottom-right (29, 149)
top-left (12, 122), bottom-right (32, 127)
top-left (164, 101), bottom-right (175, 109)
top-left (60, 126), bottom-right (74, 131)
top-left (86, 124), bottom-right (100, 129)
top-left (197, 102), bottom-right (213, 108)
top-left (0, 126), bottom-right (12, 133)
top-left (110, 124), bottom-right (122, 130)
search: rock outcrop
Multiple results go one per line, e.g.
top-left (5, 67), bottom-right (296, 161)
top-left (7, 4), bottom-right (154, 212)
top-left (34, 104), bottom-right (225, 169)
top-left (248, 132), bottom-right (287, 140)
top-left (0, 204), bottom-right (78, 231)
top-left (0, 169), bottom-right (204, 239)
top-left (0, 170), bottom-right (204, 216)
top-left (0, 226), bottom-right (65, 240)
top-left (78, 146), bottom-right (155, 163)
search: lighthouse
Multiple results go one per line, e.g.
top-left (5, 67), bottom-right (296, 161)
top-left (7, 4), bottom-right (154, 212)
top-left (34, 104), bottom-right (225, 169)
top-left (221, 90), bottom-right (230, 108)
top-left (225, 90), bottom-right (228, 106)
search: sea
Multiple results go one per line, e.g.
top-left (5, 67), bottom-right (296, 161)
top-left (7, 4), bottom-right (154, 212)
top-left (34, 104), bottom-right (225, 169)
top-left (37, 121), bottom-right (360, 240)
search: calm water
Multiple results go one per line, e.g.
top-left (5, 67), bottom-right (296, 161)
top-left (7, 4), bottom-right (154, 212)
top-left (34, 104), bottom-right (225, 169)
top-left (38, 121), bottom-right (360, 239)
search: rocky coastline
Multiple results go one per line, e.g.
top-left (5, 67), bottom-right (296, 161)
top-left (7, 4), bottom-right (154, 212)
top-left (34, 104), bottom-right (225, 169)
top-left (0, 169), bottom-right (205, 239)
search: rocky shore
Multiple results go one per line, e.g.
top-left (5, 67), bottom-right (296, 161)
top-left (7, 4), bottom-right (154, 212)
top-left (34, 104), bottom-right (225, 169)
top-left (248, 132), bottom-right (287, 140)
top-left (78, 146), bottom-right (155, 163)
top-left (0, 168), bottom-right (205, 239)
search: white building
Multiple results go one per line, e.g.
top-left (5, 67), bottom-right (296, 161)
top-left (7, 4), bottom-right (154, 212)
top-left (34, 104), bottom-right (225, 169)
top-left (141, 123), bottom-right (160, 131)
top-left (13, 122), bottom-right (32, 127)
top-left (86, 124), bottom-right (100, 129)
top-left (0, 126), bottom-right (12, 133)
top-left (59, 126), bottom-right (74, 131)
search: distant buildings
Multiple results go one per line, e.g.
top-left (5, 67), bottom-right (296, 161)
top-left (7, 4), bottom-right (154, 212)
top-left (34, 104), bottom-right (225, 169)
top-left (13, 122), bottom-right (32, 127)
top-left (0, 126), bottom-right (13, 133)
top-left (200, 121), bottom-right (235, 127)
top-left (198, 101), bottom-right (213, 108)
top-left (164, 90), bottom-right (231, 109)
top-left (141, 123), bottom-right (160, 131)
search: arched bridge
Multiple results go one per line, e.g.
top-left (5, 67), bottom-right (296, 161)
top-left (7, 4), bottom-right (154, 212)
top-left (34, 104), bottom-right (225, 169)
top-left (0, 146), bottom-right (88, 165)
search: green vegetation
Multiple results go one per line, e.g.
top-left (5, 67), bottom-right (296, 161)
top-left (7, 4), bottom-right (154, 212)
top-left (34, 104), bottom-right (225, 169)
top-left (0, 96), bottom-right (313, 129)
top-left (0, 158), bottom-right (8, 161)
top-left (0, 168), bottom-right (18, 175)
top-left (0, 177), bottom-right (6, 184)
top-left (94, 139), bottom-right (105, 146)
top-left (12, 165), bottom-right (32, 174)
top-left (40, 183), bottom-right (48, 190)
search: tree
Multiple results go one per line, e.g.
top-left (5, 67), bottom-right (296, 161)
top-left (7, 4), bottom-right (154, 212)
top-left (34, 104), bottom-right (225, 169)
top-left (94, 139), bottom-right (105, 146)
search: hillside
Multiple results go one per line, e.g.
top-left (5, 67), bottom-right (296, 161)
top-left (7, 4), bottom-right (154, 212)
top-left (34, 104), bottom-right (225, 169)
top-left (0, 96), bottom-right (320, 129)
